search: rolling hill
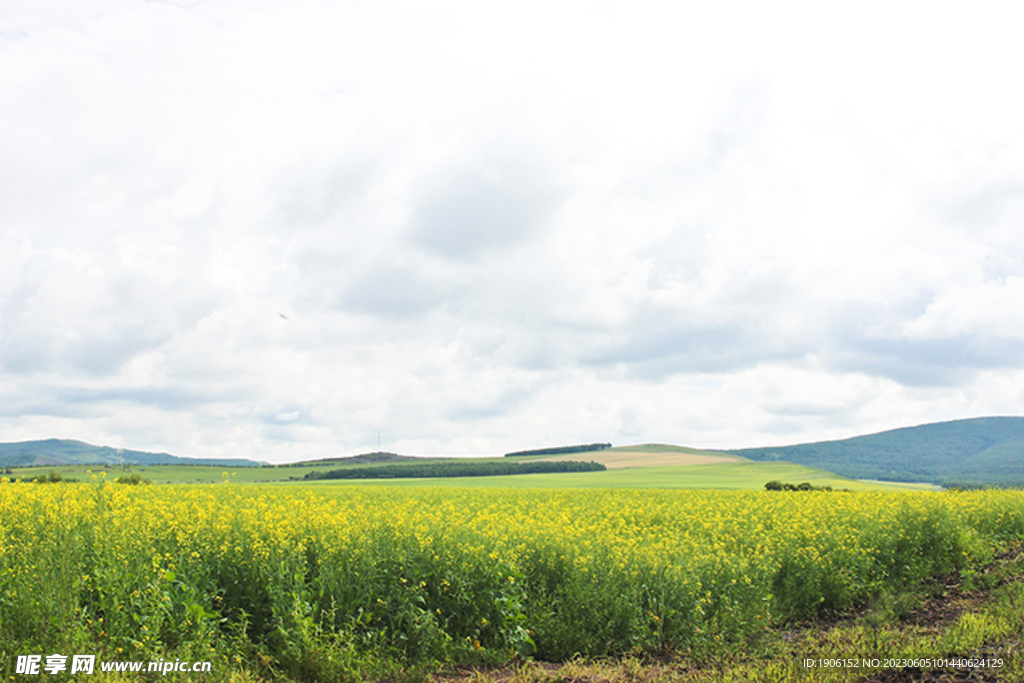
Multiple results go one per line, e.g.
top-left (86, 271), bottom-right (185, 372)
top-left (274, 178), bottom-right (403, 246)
top-left (723, 416), bottom-right (1024, 486)
top-left (0, 439), bottom-right (262, 468)
top-left (7, 416), bottom-right (1024, 487)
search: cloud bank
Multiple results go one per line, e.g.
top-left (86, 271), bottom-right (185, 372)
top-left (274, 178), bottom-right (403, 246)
top-left (2, 0), bottom-right (1023, 462)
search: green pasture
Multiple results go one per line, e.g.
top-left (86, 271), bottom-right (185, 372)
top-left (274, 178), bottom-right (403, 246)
top-left (308, 460), bottom-right (936, 490)
top-left (4, 451), bottom-right (938, 490)
top-left (3, 463), bottom-right (307, 484)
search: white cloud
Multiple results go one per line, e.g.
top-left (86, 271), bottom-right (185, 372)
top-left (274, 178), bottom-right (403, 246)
top-left (2, 0), bottom-right (1024, 461)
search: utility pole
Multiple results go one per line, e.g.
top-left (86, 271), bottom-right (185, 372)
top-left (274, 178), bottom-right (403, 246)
top-left (377, 430), bottom-right (380, 452)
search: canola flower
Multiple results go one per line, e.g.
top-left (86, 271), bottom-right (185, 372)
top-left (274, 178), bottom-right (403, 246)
top-left (0, 482), bottom-right (1022, 673)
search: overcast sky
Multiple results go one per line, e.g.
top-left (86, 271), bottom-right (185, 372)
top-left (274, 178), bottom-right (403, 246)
top-left (2, 1), bottom-right (1023, 463)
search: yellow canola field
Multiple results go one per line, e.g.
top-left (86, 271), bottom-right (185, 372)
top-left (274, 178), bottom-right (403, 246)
top-left (1, 483), bottom-right (1022, 668)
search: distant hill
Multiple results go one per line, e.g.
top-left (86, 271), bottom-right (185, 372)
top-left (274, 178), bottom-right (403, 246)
top-left (723, 417), bottom-right (1024, 486)
top-left (12, 417), bottom-right (1024, 486)
top-left (283, 452), bottom-right (424, 467)
top-left (0, 439), bottom-right (262, 468)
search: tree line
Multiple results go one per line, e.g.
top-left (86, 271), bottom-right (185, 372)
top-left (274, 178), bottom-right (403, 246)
top-left (303, 460), bottom-right (607, 480)
top-left (504, 443), bottom-right (612, 457)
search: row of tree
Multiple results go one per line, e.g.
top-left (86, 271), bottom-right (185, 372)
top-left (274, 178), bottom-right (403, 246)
top-left (303, 460), bottom-right (607, 480)
top-left (504, 443), bottom-right (612, 457)
top-left (764, 480), bottom-right (837, 491)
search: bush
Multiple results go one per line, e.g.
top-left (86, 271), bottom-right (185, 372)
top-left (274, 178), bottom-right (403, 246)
top-left (114, 473), bottom-right (151, 485)
top-left (765, 481), bottom-right (833, 492)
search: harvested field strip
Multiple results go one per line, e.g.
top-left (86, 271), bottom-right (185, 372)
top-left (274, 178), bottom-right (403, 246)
top-left (525, 449), bottom-right (740, 469)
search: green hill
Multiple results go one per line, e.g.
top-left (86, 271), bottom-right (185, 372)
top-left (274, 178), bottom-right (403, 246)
top-left (723, 416), bottom-right (1024, 486)
top-left (282, 452), bottom-right (425, 467)
top-left (10, 416), bottom-right (1024, 487)
top-left (0, 439), bottom-right (262, 468)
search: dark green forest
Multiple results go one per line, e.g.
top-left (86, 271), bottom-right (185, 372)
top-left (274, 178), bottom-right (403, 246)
top-left (727, 416), bottom-right (1024, 486)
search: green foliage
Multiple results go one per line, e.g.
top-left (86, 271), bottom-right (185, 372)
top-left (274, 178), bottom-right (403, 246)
top-left (764, 480), bottom-right (835, 491)
top-left (114, 473), bottom-right (151, 485)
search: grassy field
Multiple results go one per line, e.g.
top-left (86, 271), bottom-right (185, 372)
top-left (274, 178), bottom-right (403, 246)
top-left (2, 444), bottom-right (937, 490)
top-left (4, 461), bottom-right (934, 490)
top-left (302, 462), bottom-right (937, 491)
top-left (1, 483), bottom-right (1020, 682)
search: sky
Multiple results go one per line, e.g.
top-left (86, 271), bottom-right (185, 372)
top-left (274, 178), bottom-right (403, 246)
top-left (2, 1), bottom-right (1024, 463)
